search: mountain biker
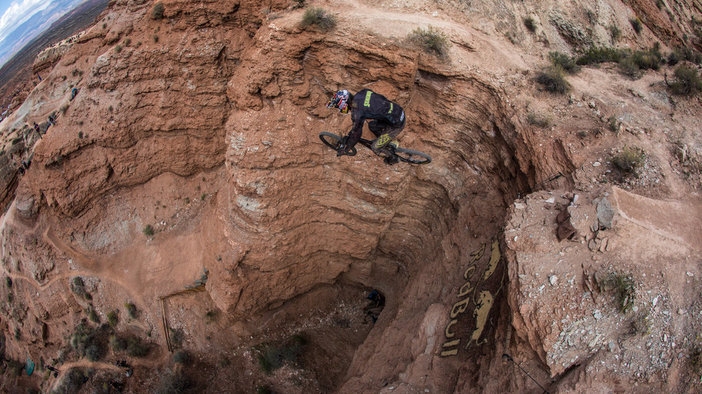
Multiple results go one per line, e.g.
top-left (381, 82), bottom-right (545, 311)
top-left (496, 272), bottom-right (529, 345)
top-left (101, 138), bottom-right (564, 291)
top-left (327, 89), bottom-right (406, 162)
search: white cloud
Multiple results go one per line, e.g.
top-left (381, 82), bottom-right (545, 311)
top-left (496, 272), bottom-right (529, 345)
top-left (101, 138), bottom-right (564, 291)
top-left (0, 0), bottom-right (53, 44)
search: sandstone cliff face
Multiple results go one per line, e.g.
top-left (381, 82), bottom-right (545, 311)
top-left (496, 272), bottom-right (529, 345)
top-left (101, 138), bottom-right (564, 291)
top-left (1, 0), bottom-right (701, 393)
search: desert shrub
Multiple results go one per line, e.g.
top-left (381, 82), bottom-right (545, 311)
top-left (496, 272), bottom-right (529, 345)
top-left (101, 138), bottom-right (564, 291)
top-left (169, 328), bottom-right (184, 349)
top-left (549, 51), bottom-right (579, 74)
top-left (523, 16), bottom-right (536, 33)
top-left (256, 335), bottom-right (307, 374)
top-left (156, 370), bottom-right (191, 394)
top-left (293, 0), bottom-right (305, 9)
top-left (126, 336), bottom-right (149, 357)
top-left (407, 26), bottom-right (450, 58)
top-left (115, 45), bottom-right (122, 53)
top-left (691, 347), bottom-right (702, 377)
top-left (205, 309), bottom-right (219, 323)
top-left (300, 7), bottom-right (337, 32)
top-left (612, 146), bottom-right (646, 176)
top-left (607, 115), bottom-right (620, 132)
top-left (5, 276), bottom-right (11, 288)
top-left (71, 321), bottom-right (108, 361)
top-left (667, 64), bottom-right (702, 95)
top-left (51, 368), bottom-right (89, 394)
top-left (527, 111), bottom-right (551, 128)
top-left (107, 310), bottom-right (119, 327)
top-left (668, 47), bottom-right (702, 65)
top-left (598, 272), bottom-right (636, 313)
top-left (620, 45), bottom-right (663, 78)
top-left (576, 46), bottom-right (624, 65)
top-left (87, 306), bottom-right (100, 323)
top-left (151, 2), bottom-right (165, 20)
top-left (71, 277), bottom-right (89, 298)
top-left (125, 302), bottom-right (138, 319)
top-left (143, 225), bottom-right (154, 236)
top-left (630, 17), bottom-right (643, 34)
top-left (173, 350), bottom-right (192, 365)
top-left (536, 66), bottom-right (570, 94)
top-left (109, 334), bottom-right (127, 351)
top-left (608, 24), bottom-right (621, 43)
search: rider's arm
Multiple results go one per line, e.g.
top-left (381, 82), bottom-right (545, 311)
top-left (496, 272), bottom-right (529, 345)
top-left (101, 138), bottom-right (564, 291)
top-left (346, 110), bottom-right (365, 148)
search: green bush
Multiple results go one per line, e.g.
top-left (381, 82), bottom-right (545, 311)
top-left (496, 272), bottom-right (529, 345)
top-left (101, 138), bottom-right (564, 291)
top-left (87, 306), bottom-right (100, 323)
top-left (110, 334), bottom-right (127, 351)
top-left (70, 322), bottom-right (108, 361)
top-left (549, 51), bottom-right (579, 74)
top-left (667, 47), bottom-right (702, 65)
top-left (630, 18), bottom-right (643, 34)
top-left (107, 310), bottom-right (119, 327)
top-left (126, 336), bottom-right (150, 357)
top-left (151, 2), bottom-right (165, 20)
top-left (125, 302), bottom-right (138, 319)
top-left (143, 225), bottom-right (154, 236)
top-left (607, 115), bottom-right (620, 132)
top-left (71, 276), bottom-right (90, 299)
top-left (523, 16), bottom-right (536, 33)
top-left (608, 24), bottom-right (621, 43)
top-left (300, 7), bottom-right (337, 32)
top-left (536, 66), bottom-right (570, 94)
top-left (667, 64), bottom-right (702, 95)
top-left (577, 45), bottom-right (662, 79)
top-left (576, 46), bottom-right (624, 65)
top-left (407, 26), bottom-right (450, 58)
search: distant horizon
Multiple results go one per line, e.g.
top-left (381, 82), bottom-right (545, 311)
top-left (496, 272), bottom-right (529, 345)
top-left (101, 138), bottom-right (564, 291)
top-left (0, 0), bottom-right (86, 68)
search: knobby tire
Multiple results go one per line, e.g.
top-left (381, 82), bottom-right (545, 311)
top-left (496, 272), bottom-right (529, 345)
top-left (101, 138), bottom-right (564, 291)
top-left (393, 147), bottom-right (432, 164)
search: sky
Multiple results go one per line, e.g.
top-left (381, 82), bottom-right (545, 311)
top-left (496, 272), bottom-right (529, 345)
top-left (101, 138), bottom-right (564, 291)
top-left (0, 0), bottom-right (53, 45)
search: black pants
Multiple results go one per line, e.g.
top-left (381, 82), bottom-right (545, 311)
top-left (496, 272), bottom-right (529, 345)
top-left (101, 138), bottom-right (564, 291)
top-left (368, 117), bottom-right (405, 139)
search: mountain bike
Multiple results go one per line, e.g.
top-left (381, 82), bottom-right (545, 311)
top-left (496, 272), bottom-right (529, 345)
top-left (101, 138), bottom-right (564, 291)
top-left (319, 132), bottom-right (431, 165)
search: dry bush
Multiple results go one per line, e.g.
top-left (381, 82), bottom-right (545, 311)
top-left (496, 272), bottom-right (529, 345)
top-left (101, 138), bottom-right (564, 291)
top-left (300, 7), bottom-right (337, 32)
top-left (536, 66), bottom-right (570, 94)
top-left (612, 146), bottom-right (646, 177)
top-left (407, 26), bottom-right (450, 58)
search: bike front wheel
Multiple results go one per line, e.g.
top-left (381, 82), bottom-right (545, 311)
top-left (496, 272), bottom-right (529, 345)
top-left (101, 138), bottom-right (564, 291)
top-left (394, 147), bottom-right (432, 164)
top-left (319, 132), bottom-right (357, 156)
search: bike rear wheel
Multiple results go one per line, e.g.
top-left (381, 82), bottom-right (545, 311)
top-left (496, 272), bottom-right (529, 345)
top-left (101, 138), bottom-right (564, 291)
top-left (319, 132), bottom-right (357, 156)
top-left (393, 147), bottom-right (431, 164)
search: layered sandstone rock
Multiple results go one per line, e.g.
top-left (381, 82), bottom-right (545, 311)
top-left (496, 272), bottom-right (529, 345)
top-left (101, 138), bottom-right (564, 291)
top-left (0, 0), bottom-right (701, 392)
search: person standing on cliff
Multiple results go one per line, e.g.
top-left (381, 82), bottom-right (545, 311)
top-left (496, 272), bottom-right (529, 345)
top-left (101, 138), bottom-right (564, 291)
top-left (327, 89), bottom-right (406, 164)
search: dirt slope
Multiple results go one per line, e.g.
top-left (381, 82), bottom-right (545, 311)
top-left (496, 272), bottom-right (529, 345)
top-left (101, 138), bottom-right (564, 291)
top-left (0, 0), bottom-right (701, 393)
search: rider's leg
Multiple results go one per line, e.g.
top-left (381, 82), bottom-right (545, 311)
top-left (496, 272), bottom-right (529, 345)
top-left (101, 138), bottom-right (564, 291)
top-left (368, 120), bottom-right (386, 136)
top-left (373, 119), bottom-right (405, 151)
